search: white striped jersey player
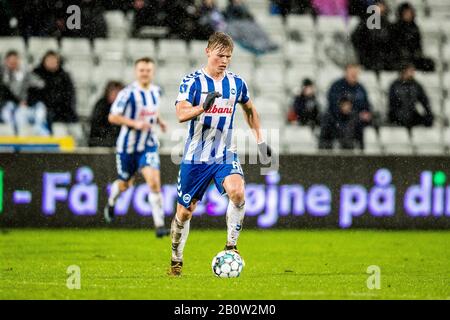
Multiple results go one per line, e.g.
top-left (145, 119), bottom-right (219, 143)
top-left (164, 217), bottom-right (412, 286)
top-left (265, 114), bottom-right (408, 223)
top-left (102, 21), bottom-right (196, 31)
top-left (110, 81), bottom-right (161, 154)
top-left (176, 68), bottom-right (250, 164)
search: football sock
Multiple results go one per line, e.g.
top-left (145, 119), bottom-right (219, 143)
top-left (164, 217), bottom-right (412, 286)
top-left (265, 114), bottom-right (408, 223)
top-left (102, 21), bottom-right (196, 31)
top-left (171, 215), bottom-right (190, 262)
top-left (108, 180), bottom-right (122, 206)
top-left (149, 192), bottom-right (165, 228)
top-left (226, 200), bottom-right (245, 247)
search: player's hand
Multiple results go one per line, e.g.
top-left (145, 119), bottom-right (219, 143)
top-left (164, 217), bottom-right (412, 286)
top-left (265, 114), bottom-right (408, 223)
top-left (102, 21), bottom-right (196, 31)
top-left (258, 141), bottom-right (272, 163)
top-left (202, 91), bottom-right (222, 111)
top-left (133, 120), bottom-right (152, 131)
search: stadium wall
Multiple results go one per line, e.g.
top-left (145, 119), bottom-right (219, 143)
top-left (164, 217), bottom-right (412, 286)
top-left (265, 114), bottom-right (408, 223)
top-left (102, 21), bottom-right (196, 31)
top-left (0, 152), bottom-right (450, 229)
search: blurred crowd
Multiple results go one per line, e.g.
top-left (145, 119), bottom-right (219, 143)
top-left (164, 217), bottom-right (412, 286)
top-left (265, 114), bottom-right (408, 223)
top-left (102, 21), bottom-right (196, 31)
top-left (0, 0), bottom-right (443, 151)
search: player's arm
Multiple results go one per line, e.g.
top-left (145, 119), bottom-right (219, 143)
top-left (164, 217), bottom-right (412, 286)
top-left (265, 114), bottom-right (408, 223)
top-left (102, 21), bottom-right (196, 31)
top-left (176, 91), bottom-right (222, 123)
top-left (108, 113), bottom-right (151, 130)
top-left (241, 99), bottom-right (272, 161)
top-left (157, 112), bottom-right (167, 133)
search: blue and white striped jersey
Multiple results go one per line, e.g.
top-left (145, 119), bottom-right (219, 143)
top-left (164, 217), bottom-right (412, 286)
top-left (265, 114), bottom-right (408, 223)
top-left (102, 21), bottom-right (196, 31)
top-left (176, 69), bottom-right (250, 163)
top-left (110, 81), bottom-right (161, 154)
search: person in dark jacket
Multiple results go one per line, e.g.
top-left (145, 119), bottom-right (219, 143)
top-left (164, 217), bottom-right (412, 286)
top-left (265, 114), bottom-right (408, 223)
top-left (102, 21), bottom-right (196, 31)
top-left (319, 96), bottom-right (361, 150)
top-left (88, 81), bottom-right (124, 147)
top-left (291, 78), bottom-right (320, 129)
top-left (390, 2), bottom-right (434, 72)
top-left (29, 51), bottom-right (78, 132)
top-left (327, 64), bottom-right (372, 148)
top-left (388, 63), bottom-right (433, 129)
top-left (351, 0), bottom-right (395, 71)
top-left (224, 0), bottom-right (254, 21)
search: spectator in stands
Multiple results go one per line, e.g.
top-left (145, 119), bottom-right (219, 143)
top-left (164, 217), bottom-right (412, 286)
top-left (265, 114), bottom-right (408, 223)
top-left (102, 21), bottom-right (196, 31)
top-left (270, 0), bottom-right (314, 16)
top-left (327, 63), bottom-right (372, 148)
top-left (348, 0), bottom-right (378, 18)
top-left (312, 0), bottom-right (348, 16)
top-left (29, 51), bottom-right (78, 133)
top-left (0, 50), bottom-right (49, 135)
top-left (88, 81), bottom-right (123, 147)
top-left (290, 78), bottom-right (321, 129)
top-left (224, 0), bottom-right (278, 54)
top-left (319, 96), bottom-right (361, 150)
top-left (390, 2), bottom-right (435, 72)
top-left (388, 63), bottom-right (433, 129)
top-left (224, 0), bottom-right (254, 20)
top-left (351, 0), bottom-right (395, 71)
top-left (198, 0), bottom-right (227, 33)
top-left (12, 0), bottom-right (59, 38)
top-left (132, 0), bottom-right (171, 38)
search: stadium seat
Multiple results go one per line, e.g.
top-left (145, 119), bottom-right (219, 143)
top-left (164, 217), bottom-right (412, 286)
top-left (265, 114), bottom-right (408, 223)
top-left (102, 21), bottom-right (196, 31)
top-left (189, 40), bottom-right (207, 67)
top-left (60, 38), bottom-right (92, 60)
top-left (254, 65), bottom-right (284, 96)
top-left (64, 59), bottom-right (93, 87)
top-left (158, 40), bottom-right (188, 63)
top-left (0, 37), bottom-right (26, 57)
top-left (379, 126), bottom-right (413, 154)
top-left (282, 125), bottom-right (317, 154)
top-left (285, 64), bottom-right (317, 93)
top-left (104, 10), bottom-right (130, 39)
top-left (232, 44), bottom-right (255, 64)
top-left (316, 16), bottom-right (347, 38)
top-left (92, 61), bottom-right (125, 92)
top-left (157, 63), bottom-right (190, 89)
top-left (286, 15), bottom-right (315, 35)
top-left (316, 67), bottom-right (342, 94)
top-left (411, 126), bottom-right (444, 154)
top-left (94, 38), bottom-right (125, 61)
top-left (415, 71), bottom-right (442, 98)
top-left (363, 127), bottom-right (382, 154)
top-left (379, 72), bottom-right (398, 92)
top-left (27, 37), bottom-right (59, 64)
top-left (255, 15), bottom-right (286, 40)
top-left (126, 39), bottom-right (156, 63)
top-left (75, 85), bottom-right (92, 118)
top-left (443, 127), bottom-right (450, 152)
top-left (285, 40), bottom-right (315, 66)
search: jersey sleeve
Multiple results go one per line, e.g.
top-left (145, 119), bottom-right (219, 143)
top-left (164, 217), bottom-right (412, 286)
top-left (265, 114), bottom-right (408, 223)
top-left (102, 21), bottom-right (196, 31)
top-left (110, 88), bottom-right (131, 115)
top-left (238, 78), bottom-right (250, 104)
top-left (175, 77), bottom-right (197, 106)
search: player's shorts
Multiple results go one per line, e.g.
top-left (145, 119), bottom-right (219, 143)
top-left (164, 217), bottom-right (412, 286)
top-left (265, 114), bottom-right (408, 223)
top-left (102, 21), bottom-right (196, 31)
top-left (177, 153), bottom-right (244, 208)
top-left (116, 146), bottom-right (160, 181)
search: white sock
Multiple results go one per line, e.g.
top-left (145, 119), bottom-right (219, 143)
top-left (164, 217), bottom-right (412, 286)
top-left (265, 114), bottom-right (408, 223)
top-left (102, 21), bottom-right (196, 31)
top-left (226, 200), bottom-right (245, 247)
top-left (149, 192), bottom-right (165, 228)
top-left (108, 180), bottom-right (122, 206)
top-left (171, 215), bottom-right (190, 262)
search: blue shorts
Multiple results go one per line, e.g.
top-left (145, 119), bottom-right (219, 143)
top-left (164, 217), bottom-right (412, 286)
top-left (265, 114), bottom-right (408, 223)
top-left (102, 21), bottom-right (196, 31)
top-left (116, 147), bottom-right (160, 181)
top-left (177, 153), bottom-right (244, 207)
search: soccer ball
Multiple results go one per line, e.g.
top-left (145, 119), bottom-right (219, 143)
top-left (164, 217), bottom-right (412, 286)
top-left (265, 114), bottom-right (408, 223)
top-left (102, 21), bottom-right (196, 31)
top-left (211, 250), bottom-right (244, 278)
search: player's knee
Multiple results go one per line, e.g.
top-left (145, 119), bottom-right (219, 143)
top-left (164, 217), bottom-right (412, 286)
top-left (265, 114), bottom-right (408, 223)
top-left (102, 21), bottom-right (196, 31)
top-left (118, 180), bottom-right (129, 192)
top-left (228, 187), bottom-right (245, 206)
top-left (177, 208), bottom-right (193, 222)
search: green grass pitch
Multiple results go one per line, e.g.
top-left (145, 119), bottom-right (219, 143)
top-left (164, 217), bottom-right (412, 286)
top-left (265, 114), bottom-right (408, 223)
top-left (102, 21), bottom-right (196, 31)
top-left (1, 229), bottom-right (449, 299)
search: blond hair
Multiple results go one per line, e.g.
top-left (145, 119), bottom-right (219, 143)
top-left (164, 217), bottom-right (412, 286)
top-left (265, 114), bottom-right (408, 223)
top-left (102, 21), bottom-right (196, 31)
top-left (207, 32), bottom-right (234, 52)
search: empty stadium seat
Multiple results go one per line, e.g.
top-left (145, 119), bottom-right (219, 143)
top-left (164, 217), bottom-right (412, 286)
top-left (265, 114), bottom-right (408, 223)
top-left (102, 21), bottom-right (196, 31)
top-left (285, 40), bottom-right (315, 65)
top-left (28, 37), bottom-right (59, 63)
top-left (126, 39), bottom-right (156, 63)
top-left (60, 38), bottom-right (92, 60)
top-left (0, 37), bottom-right (26, 57)
top-left (316, 16), bottom-right (347, 38)
top-left (94, 38), bottom-right (125, 61)
top-left (104, 10), bottom-right (130, 39)
top-left (379, 72), bottom-right (398, 92)
top-left (379, 126), bottom-right (413, 154)
top-left (282, 125), bottom-right (317, 154)
top-left (286, 15), bottom-right (315, 35)
top-left (363, 127), bottom-right (382, 154)
top-left (255, 15), bottom-right (286, 40)
top-left (158, 40), bottom-right (188, 63)
top-left (0, 123), bottom-right (14, 136)
top-left (411, 126), bottom-right (444, 154)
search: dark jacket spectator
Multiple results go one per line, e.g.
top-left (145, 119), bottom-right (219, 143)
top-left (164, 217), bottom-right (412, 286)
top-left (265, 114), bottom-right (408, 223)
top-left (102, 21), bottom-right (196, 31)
top-left (270, 0), bottom-right (314, 16)
top-left (224, 0), bottom-right (254, 21)
top-left (291, 78), bottom-right (320, 128)
top-left (12, 0), bottom-right (58, 38)
top-left (319, 96), bottom-right (361, 150)
top-left (88, 81), bottom-right (123, 147)
top-left (132, 0), bottom-right (167, 37)
top-left (29, 51), bottom-right (78, 127)
top-left (0, 0), bottom-right (15, 36)
top-left (388, 63), bottom-right (433, 129)
top-left (390, 2), bottom-right (434, 72)
top-left (351, 0), bottom-right (396, 71)
top-left (327, 64), bottom-right (372, 119)
top-left (199, 0), bottom-right (227, 33)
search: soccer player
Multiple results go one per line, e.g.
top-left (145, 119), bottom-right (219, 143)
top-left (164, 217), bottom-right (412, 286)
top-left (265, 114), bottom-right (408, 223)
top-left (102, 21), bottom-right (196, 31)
top-left (104, 57), bottom-right (170, 238)
top-left (168, 32), bottom-right (272, 275)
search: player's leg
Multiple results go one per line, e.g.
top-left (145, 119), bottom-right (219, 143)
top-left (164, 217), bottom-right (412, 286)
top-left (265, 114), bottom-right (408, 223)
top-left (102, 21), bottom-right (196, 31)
top-left (222, 174), bottom-right (246, 251)
top-left (214, 156), bottom-right (246, 252)
top-left (141, 166), bottom-right (169, 237)
top-left (169, 201), bottom-right (197, 276)
top-left (104, 153), bottom-right (136, 223)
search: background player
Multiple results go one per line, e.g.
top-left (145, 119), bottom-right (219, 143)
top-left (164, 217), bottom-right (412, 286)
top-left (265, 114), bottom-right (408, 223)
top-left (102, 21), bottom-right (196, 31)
top-left (104, 57), bottom-right (170, 238)
top-left (169, 32), bottom-right (272, 275)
